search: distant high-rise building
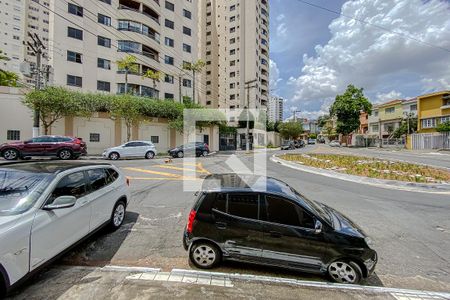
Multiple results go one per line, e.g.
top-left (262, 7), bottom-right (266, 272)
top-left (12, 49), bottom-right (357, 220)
top-left (198, 0), bottom-right (270, 110)
top-left (268, 96), bottom-right (284, 123)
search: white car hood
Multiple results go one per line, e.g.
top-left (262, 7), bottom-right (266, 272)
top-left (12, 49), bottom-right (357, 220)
top-left (0, 214), bottom-right (21, 232)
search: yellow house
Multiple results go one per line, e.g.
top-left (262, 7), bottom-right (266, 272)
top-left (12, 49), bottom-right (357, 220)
top-left (417, 90), bottom-right (450, 133)
top-left (377, 99), bottom-right (404, 138)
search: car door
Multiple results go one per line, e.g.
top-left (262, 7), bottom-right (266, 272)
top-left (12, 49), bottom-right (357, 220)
top-left (134, 142), bottom-right (149, 157)
top-left (122, 142), bottom-right (140, 157)
top-left (41, 136), bottom-right (59, 156)
top-left (23, 137), bottom-right (45, 156)
top-left (30, 171), bottom-right (91, 270)
top-left (86, 168), bottom-right (118, 230)
top-left (260, 194), bottom-right (325, 272)
top-left (211, 193), bottom-right (264, 262)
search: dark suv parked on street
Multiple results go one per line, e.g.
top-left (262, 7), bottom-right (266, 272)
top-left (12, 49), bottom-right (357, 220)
top-left (0, 136), bottom-right (87, 160)
top-left (168, 142), bottom-right (210, 158)
top-left (183, 174), bottom-right (377, 284)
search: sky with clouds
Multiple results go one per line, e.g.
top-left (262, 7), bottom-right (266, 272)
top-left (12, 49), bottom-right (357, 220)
top-left (269, 0), bottom-right (450, 120)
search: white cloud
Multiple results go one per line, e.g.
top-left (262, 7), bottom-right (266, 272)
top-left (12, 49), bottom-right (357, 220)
top-left (269, 59), bottom-right (283, 90)
top-left (276, 14), bottom-right (285, 22)
top-left (375, 90), bottom-right (404, 103)
top-left (289, 0), bottom-right (450, 104)
top-left (276, 22), bottom-right (288, 37)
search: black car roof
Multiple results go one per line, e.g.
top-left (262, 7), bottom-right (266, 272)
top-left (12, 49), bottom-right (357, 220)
top-left (201, 173), bottom-right (296, 196)
top-left (0, 161), bottom-right (112, 174)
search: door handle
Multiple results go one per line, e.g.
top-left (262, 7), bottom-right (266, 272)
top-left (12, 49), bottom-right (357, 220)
top-left (216, 222), bottom-right (227, 229)
top-left (269, 231), bottom-right (282, 238)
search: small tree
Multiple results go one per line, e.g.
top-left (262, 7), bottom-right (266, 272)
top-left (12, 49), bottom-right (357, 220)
top-left (142, 69), bottom-right (162, 97)
top-left (23, 87), bottom-right (89, 134)
top-left (116, 55), bottom-right (139, 94)
top-left (278, 122), bottom-right (303, 140)
top-left (0, 50), bottom-right (18, 87)
top-left (110, 94), bottom-right (142, 142)
top-left (182, 60), bottom-right (206, 104)
top-left (330, 84), bottom-right (372, 135)
top-left (437, 121), bottom-right (450, 133)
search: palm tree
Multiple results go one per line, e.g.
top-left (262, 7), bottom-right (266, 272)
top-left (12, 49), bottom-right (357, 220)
top-left (182, 59), bottom-right (206, 104)
top-left (142, 69), bottom-right (162, 98)
top-left (116, 55), bottom-right (139, 94)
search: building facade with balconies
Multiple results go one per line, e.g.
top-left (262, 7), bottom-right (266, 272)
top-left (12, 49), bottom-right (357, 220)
top-left (417, 90), bottom-right (450, 133)
top-left (198, 0), bottom-right (270, 111)
top-left (48, 0), bottom-right (199, 101)
top-left (268, 96), bottom-right (283, 123)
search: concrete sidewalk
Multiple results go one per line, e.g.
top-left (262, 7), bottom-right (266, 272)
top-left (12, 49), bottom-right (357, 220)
top-left (8, 265), bottom-right (450, 300)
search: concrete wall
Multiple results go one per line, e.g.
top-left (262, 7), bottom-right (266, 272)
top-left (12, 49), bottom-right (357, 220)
top-left (0, 87), bottom-right (33, 143)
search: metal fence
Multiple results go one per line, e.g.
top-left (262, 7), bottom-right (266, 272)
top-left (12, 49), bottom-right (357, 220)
top-left (411, 132), bottom-right (450, 150)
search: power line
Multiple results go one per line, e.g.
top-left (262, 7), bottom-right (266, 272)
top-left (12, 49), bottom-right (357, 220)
top-left (293, 0), bottom-right (450, 53)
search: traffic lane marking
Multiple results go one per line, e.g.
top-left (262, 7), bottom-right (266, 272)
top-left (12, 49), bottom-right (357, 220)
top-left (126, 177), bottom-right (202, 181)
top-left (123, 167), bottom-right (183, 178)
top-left (153, 164), bottom-right (210, 174)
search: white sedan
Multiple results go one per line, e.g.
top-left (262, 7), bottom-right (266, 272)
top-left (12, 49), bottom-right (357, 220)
top-left (329, 140), bottom-right (341, 147)
top-left (0, 162), bottom-right (130, 297)
top-left (103, 141), bottom-right (157, 160)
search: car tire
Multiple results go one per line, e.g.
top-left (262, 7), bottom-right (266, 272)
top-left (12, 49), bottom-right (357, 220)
top-left (177, 151), bottom-right (184, 158)
top-left (109, 152), bottom-right (120, 160)
top-left (2, 149), bottom-right (20, 160)
top-left (57, 149), bottom-right (73, 160)
top-left (328, 260), bottom-right (362, 284)
top-left (109, 200), bottom-right (126, 231)
top-left (189, 241), bottom-right (221, 269)
top-left (145, 151), bottom-right (155, 159)
top-left (202, 150), bottom-right (209, 157)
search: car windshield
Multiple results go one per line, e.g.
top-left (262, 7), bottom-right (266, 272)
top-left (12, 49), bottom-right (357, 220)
top-left (289, 187), bottom-right (333, 226)
top-left (0, 169), bottom-right (52, 216)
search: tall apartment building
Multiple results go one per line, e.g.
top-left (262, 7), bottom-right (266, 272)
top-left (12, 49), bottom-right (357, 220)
top-left (0, 0), bottom-right (27, 75)
top-left (198, 0), bottom-right (270, 110)
top-left (47, 0), bottom-right (198, 100)
top-left (268, 95), bottom-right (283, 122)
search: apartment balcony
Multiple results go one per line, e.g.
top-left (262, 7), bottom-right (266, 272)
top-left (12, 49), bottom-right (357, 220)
top-left (118, 0), bottom-right (160, 28)
top-left (118, 27), bottom-right (160, 50)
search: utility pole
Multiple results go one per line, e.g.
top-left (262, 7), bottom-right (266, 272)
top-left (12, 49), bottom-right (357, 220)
top-left (245, 79), bottom-right (258, 153)
top-left (27, 33), bottom-right (46, 137)
top-left (178, 74), bottom-right (183, 103)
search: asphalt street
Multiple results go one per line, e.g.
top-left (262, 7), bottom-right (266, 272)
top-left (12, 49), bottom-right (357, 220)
top-left (3, 145), bottom-right (450, 297)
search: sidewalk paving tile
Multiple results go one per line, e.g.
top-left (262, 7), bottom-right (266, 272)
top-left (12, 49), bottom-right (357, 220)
top-left (153, 272), bottom-right (170, 281)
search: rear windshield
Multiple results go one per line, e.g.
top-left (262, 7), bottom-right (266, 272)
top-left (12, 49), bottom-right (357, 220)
top-left (0, 169), bottom-right (52, 216)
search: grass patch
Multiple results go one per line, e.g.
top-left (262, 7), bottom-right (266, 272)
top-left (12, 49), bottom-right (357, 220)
top-left (280, 153), bottom-right (450, 184)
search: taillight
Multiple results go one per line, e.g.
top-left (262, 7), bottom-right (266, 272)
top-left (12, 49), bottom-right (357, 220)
top-left (74, 138), bottom-right (81, 145)
top-left (186, 209), bottom-right (197, 234)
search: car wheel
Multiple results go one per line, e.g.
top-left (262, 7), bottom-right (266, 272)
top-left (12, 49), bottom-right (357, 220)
top-left (58, 149), bottom-right (73, 160)
top-left (328, 260), bottom-right (362, 284)
top-left (109, 200), bottom-right (126, 231)
top-left (189, 242), bottom-right (221, 269)
top-left (2, 149), bottom-right (19, 160)
top-left (177, 151), bottom-right (184, 158)
top-left (202, 150), bottom-right (209, 157)
top-left (145, 151), bottom-right (155, 159)
top-left (109, 152), bottom-right (120, 160)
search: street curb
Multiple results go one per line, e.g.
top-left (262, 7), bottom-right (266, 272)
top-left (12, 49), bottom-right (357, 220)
top-left (271, 155), bottom-right (450, 195)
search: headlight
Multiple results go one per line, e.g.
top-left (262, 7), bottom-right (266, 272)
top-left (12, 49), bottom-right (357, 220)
top-left (365, 237), bottom-right (374, 247)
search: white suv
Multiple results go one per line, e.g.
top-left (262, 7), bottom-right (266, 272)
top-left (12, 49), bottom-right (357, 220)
top-left (0, 161), bottom-right (130, 297)
top-left (103, 141), bottom-right (157, 160)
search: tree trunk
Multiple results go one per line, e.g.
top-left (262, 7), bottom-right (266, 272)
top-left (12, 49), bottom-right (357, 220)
top-left (126, 124), bottom-right (131, 142)
top-left (44, 125), bottom-right (49, 135)
top-left (192, 70), bottom-right (195, 104)
top-left (125, 69), bottom-right (128, 94)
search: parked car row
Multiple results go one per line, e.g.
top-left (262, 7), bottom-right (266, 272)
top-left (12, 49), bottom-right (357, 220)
top-left (0, 136), bottom-right (210, 161)
top-left (0, 161), bottom-right (378, 297)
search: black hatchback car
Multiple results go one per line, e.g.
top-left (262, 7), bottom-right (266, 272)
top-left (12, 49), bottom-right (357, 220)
top-left (168, 142), bottom-right (210, 158)
top-left (183, 174), bottom-right (377, 284)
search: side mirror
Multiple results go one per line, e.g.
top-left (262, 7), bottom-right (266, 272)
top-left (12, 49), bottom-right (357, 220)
top-left (43, 196), bottom-right (77, 210)
top-left (314, 220), bottom-right (323, 234)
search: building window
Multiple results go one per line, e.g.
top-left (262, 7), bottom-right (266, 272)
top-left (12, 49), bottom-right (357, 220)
top-left (441, 116), bottom-right (450, 123)
top-left (90, 133), bottom-right (100, 143)
top-left (230, 49), bottom-right (236, 55)
top-left (97, 36), bottom-right (111, 47)
top-left (165, 37), bottom-right (174, 47)
top-left (7, 130), bottom-right (20, 141)
top-left (165, 55), bottom-right (174, 65)
top-left (68, 3), bottom-right (83, 17)
top-left (230, 27), bottom-right (236, 33)
top-left (67, 75), bottom-right (82, 87)
top-left (151, 136), bottom-right (159, 144)
top-left (183, 43), bottom-right (191, 53)
top-left (421, 118), bottom-right (436, 128)
top-left (165, 74), bottom-right (174, 84)
top-left (67, 51), bottom-right (82, 63)
top-left (99, 0), bottom-right (111, 4)
top-left (183, 26), bottom-right (191, 36)
top-left (410, 104), bottom-right (417, 111)
top-left (97, 58), bottom-right (111, 69)
top-left (230, 38), bottom-right (235, 44)
top-left (230, 16), bottom-right (235, 22)
top-left (230, 60), bottom-right (236, 66)
top-left (183, 9), bottom-right (192, 19)
top-left (98, 14), bottom-right (111, 26)
top-left (165, 1), bottom-right (174, 11)
top-left (165, 19), bottom-right (174, 29)
top-left (67, 27), bottom-right (83, 40)
top-left (164, 93), bottom-right (174, 100)
top-left (385, 107), bottom-right (395, 114)
top-left (97, 80), bottom-right (111, 92)
top-left (183, 79), bottom-right (192, 88)
top-left (230, 5), bottom-right (236, 11)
